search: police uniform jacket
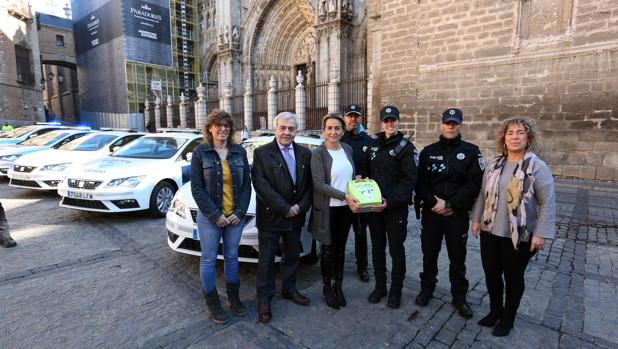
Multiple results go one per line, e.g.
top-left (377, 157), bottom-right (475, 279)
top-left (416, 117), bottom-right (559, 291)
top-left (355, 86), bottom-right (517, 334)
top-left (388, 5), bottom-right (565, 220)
top-left (341, 129), bottom-right (372, 178)
top-left (251, 139), bottom-right (313, 232)
top-left (366, 131), bottom-right (418, 210)
top-left (415, 134), bottom-right (483, 211)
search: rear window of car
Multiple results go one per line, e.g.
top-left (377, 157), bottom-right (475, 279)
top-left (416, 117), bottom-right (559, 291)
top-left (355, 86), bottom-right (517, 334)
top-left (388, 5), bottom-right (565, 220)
top-left (18, 131), bottom-right (72, 146)
top-left (113, 136), bottom-right (187, 159)
top-left (58, 133), bottom-right (118, 151)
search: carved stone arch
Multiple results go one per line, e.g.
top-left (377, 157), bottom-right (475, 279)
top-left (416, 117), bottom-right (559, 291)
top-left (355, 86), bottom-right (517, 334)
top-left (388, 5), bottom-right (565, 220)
top-left (242, 0), bottom-right (315, 85)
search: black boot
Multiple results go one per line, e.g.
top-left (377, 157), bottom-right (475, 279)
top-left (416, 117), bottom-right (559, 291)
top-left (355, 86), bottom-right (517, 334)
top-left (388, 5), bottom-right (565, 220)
top-left (333, 278), bottom-right (346, 307)
top-left (0, 234), bottom-right (16, 248)
top-left (226, 282), bottom-right (247, 317)
top-left (492, 317), bottom-right (514, 336)
top-left (387, 285), bottom-right (402, 309)
top-left (323, 283), bottom-right (339, 309)
top-left (368, 282), bottom-right (387, 304)
top-left (204, 289), bottom-right (228, 324)
top-left (478, 303), bottom-right (503, 327)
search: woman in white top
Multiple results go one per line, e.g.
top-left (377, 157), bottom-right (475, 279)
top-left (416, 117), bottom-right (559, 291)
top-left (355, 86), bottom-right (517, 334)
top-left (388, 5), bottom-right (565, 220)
top-left (310, 113), bottom-right (359, 310)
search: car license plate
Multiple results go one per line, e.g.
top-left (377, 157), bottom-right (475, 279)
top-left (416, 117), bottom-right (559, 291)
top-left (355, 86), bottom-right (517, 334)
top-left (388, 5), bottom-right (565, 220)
top-left (11, 173), bottom-right (29, 180)
top-left (193, 228), bottom-right (198, 240)
top-left (67, 191), bottom-right (93, 200)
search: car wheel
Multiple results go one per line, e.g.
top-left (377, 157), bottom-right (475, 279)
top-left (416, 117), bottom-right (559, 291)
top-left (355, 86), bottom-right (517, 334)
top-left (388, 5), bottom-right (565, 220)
top-left (301, 239), bottom-right (320, 264)
top-left (149, 181), bottom-right (176, 218)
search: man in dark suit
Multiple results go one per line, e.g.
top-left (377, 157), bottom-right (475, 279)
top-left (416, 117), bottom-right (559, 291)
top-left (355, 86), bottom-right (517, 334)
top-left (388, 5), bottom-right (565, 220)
top-left (252, 112), bottom-right (313, 323)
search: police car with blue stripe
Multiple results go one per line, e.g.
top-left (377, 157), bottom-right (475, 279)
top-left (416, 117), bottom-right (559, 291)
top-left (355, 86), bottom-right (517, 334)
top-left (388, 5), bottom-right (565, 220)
top-left (57, 131), bottom-right (202, 217)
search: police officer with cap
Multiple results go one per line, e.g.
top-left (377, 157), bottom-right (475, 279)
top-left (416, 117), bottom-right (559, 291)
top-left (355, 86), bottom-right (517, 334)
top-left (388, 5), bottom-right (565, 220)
top-left (414, 108), bottom-right (483, 319)
top-left (364, 105), bottom-right (418, 308)
top-left (341, 104), bottom-right (373, 282)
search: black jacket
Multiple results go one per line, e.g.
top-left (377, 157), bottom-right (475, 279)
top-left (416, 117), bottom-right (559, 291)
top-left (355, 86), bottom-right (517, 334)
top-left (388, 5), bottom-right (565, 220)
top-left (365, 131), bottom-right (418, 210)
top-left (341, 129), bottom-right (372, 178)
top-left (190, 143), bottom-right (251, 223)
top-left (415, 134), bottom-right (483, 211)
top-left (251, 139), bottom-right (312, 231)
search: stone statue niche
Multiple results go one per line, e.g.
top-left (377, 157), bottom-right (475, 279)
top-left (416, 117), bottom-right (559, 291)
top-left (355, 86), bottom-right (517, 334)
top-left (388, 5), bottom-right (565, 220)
top-left (232, 26), bottom-right (240, 48)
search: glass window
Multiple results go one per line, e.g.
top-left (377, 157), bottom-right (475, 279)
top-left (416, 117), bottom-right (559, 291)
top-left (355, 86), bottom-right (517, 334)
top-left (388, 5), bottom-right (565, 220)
top-left (55, 35), bottom-right (64, 46)
top-left (15, 45), bottom-right (32, 85)
top-left (19, 131), bottom-right (72, 146)
top-left (58, 133), bottom-right (117, 151)
top-left (113, 136), bottom-right (187, 159)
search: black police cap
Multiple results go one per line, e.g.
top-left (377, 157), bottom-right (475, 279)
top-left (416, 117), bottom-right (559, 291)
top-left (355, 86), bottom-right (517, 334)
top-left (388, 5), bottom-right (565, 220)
top-left (380, 106), bottom-right (400, 121)
top-left (442, 108), bottom-right (463, 124)
top-left (344, 104), bottom-right (362, 116)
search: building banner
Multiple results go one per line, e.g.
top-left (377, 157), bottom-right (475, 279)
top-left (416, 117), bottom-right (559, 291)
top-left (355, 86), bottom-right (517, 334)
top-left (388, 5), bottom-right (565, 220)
top-left (74, 1), bottom-right (123, 55)
top-left (122, 0), bottom-right (173, 67)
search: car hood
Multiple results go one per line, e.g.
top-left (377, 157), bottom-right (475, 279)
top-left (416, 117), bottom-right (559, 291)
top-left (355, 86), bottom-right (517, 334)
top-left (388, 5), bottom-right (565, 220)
top-left (175, 181), bottom-right (257, 216)
top-left (0, 145), bottom-right (49, 157)
top-left (13, 148), bottom-right (108, 167)
top-left (65, 156), bottom-right (172, 180)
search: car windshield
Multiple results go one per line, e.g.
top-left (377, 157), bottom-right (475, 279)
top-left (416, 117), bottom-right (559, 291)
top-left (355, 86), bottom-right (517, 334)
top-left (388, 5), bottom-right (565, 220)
top-left (18, 131), bottom-right (72, 146)
top-left (0, 126), bottom-right (35, 139)
top-left (58, 133), bottom-right (117, 151)
top-left (113, 136), bottom-right (187, 159)
top-left (241, 140), bottom-right (269, 164)
top-left (241, 138), bottom-right (319, 164)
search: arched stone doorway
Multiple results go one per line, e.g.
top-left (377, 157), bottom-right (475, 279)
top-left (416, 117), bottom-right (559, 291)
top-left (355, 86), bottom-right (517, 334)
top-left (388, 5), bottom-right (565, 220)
top-left (246, 0), bottom-right (316, 90)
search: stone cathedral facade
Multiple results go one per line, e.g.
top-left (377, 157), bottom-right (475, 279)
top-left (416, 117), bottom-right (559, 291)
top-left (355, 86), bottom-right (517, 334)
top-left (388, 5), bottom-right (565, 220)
top-left (198, 0), bottom-right (618, 181)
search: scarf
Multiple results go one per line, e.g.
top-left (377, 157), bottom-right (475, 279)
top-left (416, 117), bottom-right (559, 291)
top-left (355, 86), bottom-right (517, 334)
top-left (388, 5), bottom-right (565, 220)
top-left (481, 151), bottom-right (538, 249)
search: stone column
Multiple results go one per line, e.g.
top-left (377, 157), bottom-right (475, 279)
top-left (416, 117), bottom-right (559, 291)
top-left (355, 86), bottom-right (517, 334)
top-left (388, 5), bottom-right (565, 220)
top-left (154, 96), bottom-right (162, 131)
top-left (179, 93), bottom-right (187, 128)
top-left (244, 79), bottom-right (253, 131)
top-left (295, 71), bottom-right (307, 131)
top-left (328, 66), bottom-right (340, 114)
top-left (196, 84), bottom-right (208, 128)
top-left (166, 95), bottom-right (174, 128)
top-left (144, 99), bottom-right (151, 132)
top-left (222, 81), bottom-right (232, 113)
top-left (366, 73), bottom-right (377, 133)
top-left (267, 75), bottom-right (277, 129)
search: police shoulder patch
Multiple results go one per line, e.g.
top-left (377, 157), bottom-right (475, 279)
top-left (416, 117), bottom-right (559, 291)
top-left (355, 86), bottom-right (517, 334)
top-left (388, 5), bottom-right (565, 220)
top-left (479, 158), bottom-right (485, 171)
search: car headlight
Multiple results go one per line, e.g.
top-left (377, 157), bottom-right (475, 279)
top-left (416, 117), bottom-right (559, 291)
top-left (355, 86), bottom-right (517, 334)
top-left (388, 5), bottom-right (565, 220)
top-left (41, 163), bottom-right (71, 171)
top-left (0, 154), bottom-right (21, 162)
top-left (172, 199), bottom-right (186, 219)
top-left (106, 175), bottom-right (145, 188)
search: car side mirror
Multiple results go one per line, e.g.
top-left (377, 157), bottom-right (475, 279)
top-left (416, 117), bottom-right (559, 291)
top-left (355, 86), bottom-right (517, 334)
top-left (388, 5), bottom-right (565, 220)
top-left (185, 152), bottom-right (192, 162)
top-left (112, 146), bottom-right (121, 152)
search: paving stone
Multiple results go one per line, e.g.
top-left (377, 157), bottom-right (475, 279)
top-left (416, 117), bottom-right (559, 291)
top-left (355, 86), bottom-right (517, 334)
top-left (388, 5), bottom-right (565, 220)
top-left (0, 178), bottom-right (617, 348)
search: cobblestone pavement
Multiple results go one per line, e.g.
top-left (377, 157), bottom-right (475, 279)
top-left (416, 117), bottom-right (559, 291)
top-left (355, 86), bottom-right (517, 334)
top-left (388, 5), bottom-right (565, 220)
top-left (0, 177), bottom-right (616, 349)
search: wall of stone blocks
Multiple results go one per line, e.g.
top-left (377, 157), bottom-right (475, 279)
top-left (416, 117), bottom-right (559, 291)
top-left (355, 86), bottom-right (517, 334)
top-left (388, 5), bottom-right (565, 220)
top-left (0, 7), bottom-right (45, 125)
top-left (369, 0), bottom-right (618, 181)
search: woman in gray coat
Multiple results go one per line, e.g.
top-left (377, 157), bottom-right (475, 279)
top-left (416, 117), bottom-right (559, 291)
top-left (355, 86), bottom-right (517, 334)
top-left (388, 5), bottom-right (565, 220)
top-left (311, 113), bottom-right (359, 310)
top-left (471, 117), bottom-right (555, 337)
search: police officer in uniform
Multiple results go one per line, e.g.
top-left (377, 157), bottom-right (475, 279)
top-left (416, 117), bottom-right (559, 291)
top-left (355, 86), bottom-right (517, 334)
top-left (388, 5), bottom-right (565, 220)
top-left (414, 108), bottom-right (483, 319)
top-left (365, 106), bottom-right (418, 308)
top-left (341, 104), bottom-right (372, 282)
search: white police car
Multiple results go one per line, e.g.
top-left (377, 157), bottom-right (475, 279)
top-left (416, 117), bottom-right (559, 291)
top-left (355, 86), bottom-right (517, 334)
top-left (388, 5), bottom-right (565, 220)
top-left (0, 122), bottom-right (71, 146)
top-left (57, 132), bottom-right (202, 217)
top-left (0, 129), bottom-right (92, 176)
top-left (8, 130), bottom-right (144, 190)
top-left (165, 135), bottom-right (322, 263)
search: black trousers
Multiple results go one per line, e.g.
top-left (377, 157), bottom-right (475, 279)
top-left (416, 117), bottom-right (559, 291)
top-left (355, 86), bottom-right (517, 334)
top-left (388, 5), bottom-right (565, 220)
top-left (351, 212), bottom-right (369, 271)
top-left (368, 206), bottom-right (408, 289)
top-left (321, 206), bottom-right (353, 284)
top-left (419, 209), bottom-right (470, 301)
top-left (256, 228), bottom-right (301, 304)
top-left (0, 202), bottom-right (8, 238)
top-left (480, 232), bottom-right (536, 320)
